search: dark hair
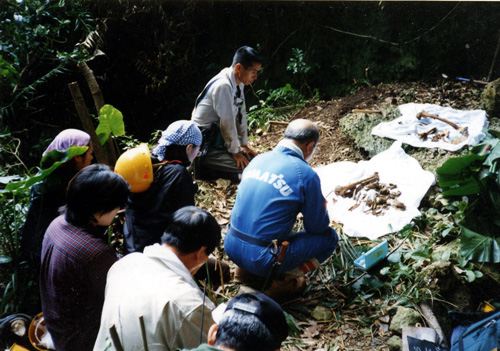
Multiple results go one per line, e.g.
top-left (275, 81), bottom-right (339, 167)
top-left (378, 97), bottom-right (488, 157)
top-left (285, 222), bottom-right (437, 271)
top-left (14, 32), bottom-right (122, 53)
top-left (162, 144), bottom-right (189, 165)
top-left (65, 164), bottom-right (130, 228)
top-left (284, 122), bottom-right (319, 145)
top-left (232, 46), bottom-right (263, 69)
top-left (215, 296), bottom-right (277, 351)
top-left (161, 206), bottom-right (221, 255)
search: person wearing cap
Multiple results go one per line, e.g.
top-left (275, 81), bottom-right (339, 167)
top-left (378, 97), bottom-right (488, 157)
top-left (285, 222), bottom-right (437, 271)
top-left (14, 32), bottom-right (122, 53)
top-left (191, 46), bottom-right (262, 183)
top-left (40, 164), bottom-right (130, 351)
top-left (21, 128), bottom-right (93, 267)
top-left (120, 120), bottom-right (231, 289)
top-left (94, 206), bottom-right (221, 351)
top-left (224, 119), bottom-right (338, 301)
top-left (180, 292), bottom-right (288, 351)
top-left (123, 120), bottom-right (202, 254)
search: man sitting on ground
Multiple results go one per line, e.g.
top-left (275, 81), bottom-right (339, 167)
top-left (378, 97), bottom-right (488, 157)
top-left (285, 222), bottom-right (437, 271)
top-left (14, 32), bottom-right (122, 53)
top-left (93, 206), bottom-right (221, 351)
top-left (224, 119), bottom-right (338, 301)
top-left (191, 46), bottom-right (262, 183)
top-left (180, 292), bottom-right (288, 351)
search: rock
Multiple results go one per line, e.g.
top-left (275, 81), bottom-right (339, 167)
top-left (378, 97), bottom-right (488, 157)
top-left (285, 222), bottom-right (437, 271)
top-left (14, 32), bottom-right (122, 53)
top-left (311, 305), bottom-right (333, 321)
top-left (386, 335), bottom-right (402, 351)
top-left (421, 259), bottom-right (455, 292)
top-left (481, 77), bottom-right (500, 117)
top-left (389, 306), bottom-right (421, 334)
top-left (339, 107), bottom-right (398, 157)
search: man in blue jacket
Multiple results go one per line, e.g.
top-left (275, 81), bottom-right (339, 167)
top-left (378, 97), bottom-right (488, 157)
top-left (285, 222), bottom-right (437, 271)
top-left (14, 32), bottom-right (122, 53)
top-left (224, 119), bottom-right (338, 300)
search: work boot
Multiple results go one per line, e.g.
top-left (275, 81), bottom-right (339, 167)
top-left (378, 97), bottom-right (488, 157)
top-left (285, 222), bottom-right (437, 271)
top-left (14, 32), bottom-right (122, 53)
top-left (263, 274), bottom-right (308, 303)
top-left (234, 266), bottom-right (266, 291)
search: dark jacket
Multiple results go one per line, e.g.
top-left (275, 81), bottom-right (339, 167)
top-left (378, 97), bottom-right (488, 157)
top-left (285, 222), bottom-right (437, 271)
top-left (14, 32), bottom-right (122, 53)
top-left (21, 165), bottom-right (77, 266)
top-left (123, 157), bottom-right (196, 254)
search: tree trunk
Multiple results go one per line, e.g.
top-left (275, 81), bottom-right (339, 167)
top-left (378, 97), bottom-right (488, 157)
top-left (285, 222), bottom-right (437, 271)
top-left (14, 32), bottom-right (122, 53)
top-left (68, 81), bottom-right (110, 165)
top-left (78, 61), bottom-right (117, 164)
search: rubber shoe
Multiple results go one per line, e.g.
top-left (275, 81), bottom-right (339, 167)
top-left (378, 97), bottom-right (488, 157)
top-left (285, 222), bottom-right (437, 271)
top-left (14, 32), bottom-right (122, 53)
top-left (263, 274), bottom-right (307, 303)
top-left (234, 266), bottom-right (266, 290)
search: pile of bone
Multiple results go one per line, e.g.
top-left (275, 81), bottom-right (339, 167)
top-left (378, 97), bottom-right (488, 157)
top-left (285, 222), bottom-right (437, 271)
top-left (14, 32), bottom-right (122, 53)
top-left (334, 172), bottom-right (406, 216)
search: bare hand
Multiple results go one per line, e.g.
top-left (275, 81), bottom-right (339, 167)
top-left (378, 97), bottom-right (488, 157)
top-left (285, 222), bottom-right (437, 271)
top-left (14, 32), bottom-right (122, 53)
top-left (232, 152), bottom-right (250, 170)
top-left (240, 145), bottom-right (257, 160)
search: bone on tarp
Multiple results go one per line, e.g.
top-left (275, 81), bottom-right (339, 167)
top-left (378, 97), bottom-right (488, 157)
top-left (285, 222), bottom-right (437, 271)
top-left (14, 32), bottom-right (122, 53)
top-left (334, 172), bottom-right (379, 198)
top-left (416, 110), bottom-right (469, 144)
top-left (418, 127), bottom-right (437, 141)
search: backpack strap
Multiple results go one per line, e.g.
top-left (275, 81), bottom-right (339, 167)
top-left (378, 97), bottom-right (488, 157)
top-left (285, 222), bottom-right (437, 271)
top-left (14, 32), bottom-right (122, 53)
top-left (194, 78), bottom-right (220, 108)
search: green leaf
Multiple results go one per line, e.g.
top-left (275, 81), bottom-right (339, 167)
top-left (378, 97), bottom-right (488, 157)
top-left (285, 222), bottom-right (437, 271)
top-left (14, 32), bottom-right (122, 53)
top-left (436, 154), bottom-right (486, 195)
top-left (387, 251), bottom-right (401, 263)
top-left (96, 104), bottom-right (125, 146)
top-left (460, 224), bottom-right (500, 263)
top-left (0, 256), bottom-right (12, 264)
top-left (465, 270), bottom-right (476, 282)
top-left (5, 145), bottom-right (88, 194)
top-left (380, 267), bottom-right (391, 275)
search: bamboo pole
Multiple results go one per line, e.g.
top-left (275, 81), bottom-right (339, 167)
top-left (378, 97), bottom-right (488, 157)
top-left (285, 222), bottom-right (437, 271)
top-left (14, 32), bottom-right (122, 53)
top-left (78, 61), bottom-right (118, 164)
top-left (68, 81), bottom-right (110, 165)
top-left (109, 324), bottom-right (125, 351)
top-left (139, 315), bottom-right (149, 351)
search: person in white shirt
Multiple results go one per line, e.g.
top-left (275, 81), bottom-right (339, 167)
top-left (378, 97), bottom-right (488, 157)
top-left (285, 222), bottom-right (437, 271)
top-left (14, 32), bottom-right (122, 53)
top-left (191, 46), bottom-right (262, 183)
top-left (93, 206), bottom-right (221, 351)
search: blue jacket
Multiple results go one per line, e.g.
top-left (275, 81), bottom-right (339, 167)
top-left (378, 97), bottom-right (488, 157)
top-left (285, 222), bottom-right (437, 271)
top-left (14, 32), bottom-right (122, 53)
top-left (225, 142), bottom-right (335, 276)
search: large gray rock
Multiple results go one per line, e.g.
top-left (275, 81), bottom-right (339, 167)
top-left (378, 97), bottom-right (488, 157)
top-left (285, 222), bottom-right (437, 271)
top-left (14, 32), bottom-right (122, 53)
top-left (481, 78), bottom-right (500, 117)
top-left (389, 306), bottom-right (421, 334)
top-left (339, 110), bottom-right (395, 157)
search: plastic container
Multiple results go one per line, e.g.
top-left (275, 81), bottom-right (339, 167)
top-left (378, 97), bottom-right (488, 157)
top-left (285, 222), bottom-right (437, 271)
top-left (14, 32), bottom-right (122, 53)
top-left (354, 240), bottom-right (388, 270)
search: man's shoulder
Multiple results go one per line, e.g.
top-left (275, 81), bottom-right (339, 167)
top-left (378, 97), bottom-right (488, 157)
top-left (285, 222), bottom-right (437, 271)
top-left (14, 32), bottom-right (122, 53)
top-left (210, 68), bottom-right (233, 88)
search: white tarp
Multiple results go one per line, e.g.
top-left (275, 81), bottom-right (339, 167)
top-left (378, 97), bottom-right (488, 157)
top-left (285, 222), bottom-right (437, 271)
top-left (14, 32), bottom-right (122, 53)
top-left (315, 141), bottom-right (435, 239)
top-left (371, 103), bottom-right (488, 152)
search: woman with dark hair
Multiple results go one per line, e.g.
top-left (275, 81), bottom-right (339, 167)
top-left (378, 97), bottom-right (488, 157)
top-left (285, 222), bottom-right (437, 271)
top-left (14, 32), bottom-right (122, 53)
top-left (40, 164), bottom-right (129, 351)
top-left (21, 128), bottom-right (93, 265)
top-left (120, 120), bottom-right (230, 289)
top-left (123, 120), bottom-right (202, 254)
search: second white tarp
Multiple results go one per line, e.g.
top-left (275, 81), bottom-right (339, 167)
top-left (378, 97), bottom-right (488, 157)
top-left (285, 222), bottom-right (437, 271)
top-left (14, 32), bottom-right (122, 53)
top-left (371, 103), bottom-right (488, 152)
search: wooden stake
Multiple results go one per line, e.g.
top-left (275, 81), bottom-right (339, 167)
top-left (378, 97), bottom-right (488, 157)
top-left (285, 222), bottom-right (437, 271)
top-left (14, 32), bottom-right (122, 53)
top-left (108, 324), bottom-right (125, 351)
top-left (68, 81), bottom-right (110, 165)
top-left (139, 315), bottom-right (149, 351)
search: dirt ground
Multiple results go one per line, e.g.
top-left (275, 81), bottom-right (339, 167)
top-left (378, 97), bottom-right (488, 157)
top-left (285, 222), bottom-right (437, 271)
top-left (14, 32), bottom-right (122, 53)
top-left (195, 80), bottom-right (492, 351)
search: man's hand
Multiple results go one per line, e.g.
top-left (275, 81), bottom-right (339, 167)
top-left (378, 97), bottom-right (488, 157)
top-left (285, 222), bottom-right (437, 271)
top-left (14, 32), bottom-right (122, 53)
top-left (232, 152), bottom-right (250, 170)
top-left (240, 145), bottom-right (257, 160)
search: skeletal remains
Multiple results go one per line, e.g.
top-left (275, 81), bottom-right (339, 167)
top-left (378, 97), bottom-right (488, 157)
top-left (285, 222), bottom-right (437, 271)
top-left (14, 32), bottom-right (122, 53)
top-left (334, 172), bottom-right (406, 216)
top-left (416, 110), bottom-right (468, 144)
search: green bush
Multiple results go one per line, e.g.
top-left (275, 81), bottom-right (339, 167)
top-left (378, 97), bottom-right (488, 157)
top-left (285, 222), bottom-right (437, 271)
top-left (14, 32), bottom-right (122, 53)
top-left (247, 84), bottom-right (309, 131)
